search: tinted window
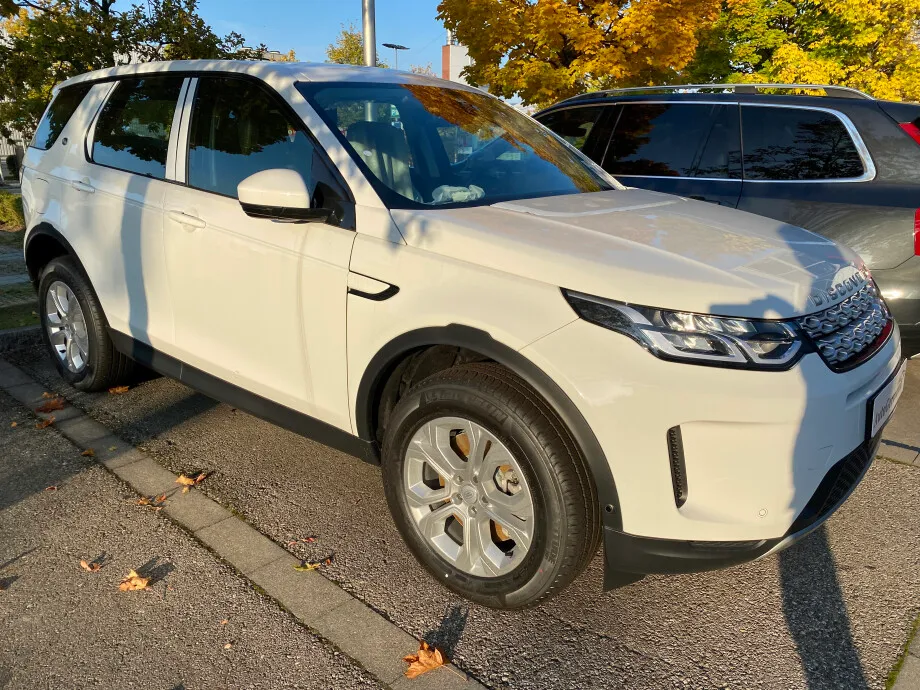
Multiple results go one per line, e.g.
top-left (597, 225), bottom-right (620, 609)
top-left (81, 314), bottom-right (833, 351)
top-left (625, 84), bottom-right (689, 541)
top-left (300, 83), bottom-right (613, 209)
top-left (537, 106), bottom-right (605, 151)
top-left (31, 84), bottom-right (92, 150)
top-left (187, 77), bottom-right (315, 198)
top-left (92, 76), bottom-right (184, 178)
top-left (741, 106), bottom-right (865, 180)
top-left (604, 103), bottom-right (741, 179)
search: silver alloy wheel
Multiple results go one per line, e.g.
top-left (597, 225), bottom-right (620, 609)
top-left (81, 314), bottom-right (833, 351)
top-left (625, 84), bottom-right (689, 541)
top-left (404, 416), bottom-right (535, 577)
top-left (45, 280), bottom-right (89, 374)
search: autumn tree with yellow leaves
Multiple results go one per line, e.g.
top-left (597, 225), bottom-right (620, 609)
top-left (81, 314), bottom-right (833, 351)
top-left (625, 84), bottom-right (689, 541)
top-left (438, 0), bottom-right (920, 104)
top-left (437, 0), bottom-right (722, 106)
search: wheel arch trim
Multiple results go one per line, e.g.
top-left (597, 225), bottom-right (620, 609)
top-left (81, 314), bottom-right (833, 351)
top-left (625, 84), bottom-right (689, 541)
top-left (24, 222), bottom-right (88, 284)
top-left (354, 324), bottom-right (623, 529)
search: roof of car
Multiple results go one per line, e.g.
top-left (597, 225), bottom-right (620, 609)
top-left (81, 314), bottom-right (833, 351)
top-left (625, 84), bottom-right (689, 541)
top-left (55, 59), bottom-right (475, 93)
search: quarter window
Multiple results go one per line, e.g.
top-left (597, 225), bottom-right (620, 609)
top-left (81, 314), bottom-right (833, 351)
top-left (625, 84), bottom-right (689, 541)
top-left (537, 106), bottom-right (605, 151)
top-left (603, 103), bottom-right (741, 179)
top-left (92, 76), bottom-right (184, 179)
top-left (741, 107), bottom-right (865, 181)
top-left (187, 77), bottom-right (315, 199)
top-left (31, 83), bottom-right (92, 150)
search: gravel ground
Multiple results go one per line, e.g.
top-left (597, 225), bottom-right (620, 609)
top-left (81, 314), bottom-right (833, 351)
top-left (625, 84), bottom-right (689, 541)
top-left (5, 347), bottom-right (920, 690)
top-left (0, 386), bottom-right (381, 690)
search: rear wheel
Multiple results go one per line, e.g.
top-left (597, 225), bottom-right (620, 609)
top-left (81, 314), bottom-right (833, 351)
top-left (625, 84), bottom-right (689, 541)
top-left (38, 257), bottom-right (134, 391)
top-left (381, 363), bottom-right (600, 609)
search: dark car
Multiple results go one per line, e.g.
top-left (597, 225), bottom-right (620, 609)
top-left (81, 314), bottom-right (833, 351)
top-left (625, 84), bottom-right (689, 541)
top-left (535, 84), bottom-right (920, 356)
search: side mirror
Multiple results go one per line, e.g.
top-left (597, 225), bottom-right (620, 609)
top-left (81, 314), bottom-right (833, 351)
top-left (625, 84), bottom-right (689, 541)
top-left (237, 169), bottom-right (332, 223)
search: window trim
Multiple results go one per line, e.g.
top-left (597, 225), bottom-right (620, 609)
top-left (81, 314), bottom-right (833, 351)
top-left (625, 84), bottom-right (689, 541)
top-left (86, 75), bottom-right (187, 181)
top-left (740, 103), bottom-right (876, 184)
top-left (541, 100), bottom-right (876, 185)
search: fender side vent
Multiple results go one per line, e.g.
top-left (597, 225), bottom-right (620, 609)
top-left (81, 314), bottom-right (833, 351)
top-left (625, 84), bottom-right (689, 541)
top-left (667, 426), bottom-right (688, 508)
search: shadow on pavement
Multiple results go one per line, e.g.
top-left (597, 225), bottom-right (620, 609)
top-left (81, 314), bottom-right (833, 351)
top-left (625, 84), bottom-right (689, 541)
top-left (423, 603), bottom-right (470, 660)
top-left (778, 528), bottom-right (869, 689)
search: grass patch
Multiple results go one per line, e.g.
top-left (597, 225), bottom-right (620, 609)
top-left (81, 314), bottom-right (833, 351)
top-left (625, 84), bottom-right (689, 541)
top-left (0, 302), bottom-right (39, 330)
top-left (0, 190), bottom-right (23, 228)
top-left (887, 613), bottom-right (920, 689)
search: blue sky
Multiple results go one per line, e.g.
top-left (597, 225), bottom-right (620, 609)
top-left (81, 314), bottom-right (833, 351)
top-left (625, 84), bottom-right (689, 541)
top-left (194, 0), bottom-right (448, 70)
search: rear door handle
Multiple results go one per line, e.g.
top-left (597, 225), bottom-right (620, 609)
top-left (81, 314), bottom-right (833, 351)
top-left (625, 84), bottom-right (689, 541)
top-left (71, 178), bottom-right (94, 194)
top-left (167, 210), bottom-right (207, 229)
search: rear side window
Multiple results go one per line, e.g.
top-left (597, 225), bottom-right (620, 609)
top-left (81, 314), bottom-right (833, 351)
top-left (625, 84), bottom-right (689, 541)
top-left (741, 106), bottom-right (865, 181)
top-left (187, 77), bottom-right (315, 198)
top-left (603, 103), bottom-right (741, 179)
top-left (92, 76), bottom-right (185, 179)
top-left (537, 106), bottom-right (605, 151)
top-left (31, 83), bottom-right (92, 150)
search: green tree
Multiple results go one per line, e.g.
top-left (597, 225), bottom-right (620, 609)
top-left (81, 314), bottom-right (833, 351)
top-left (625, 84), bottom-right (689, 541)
top-left (686, 0), bottom-right (920, 100)
top-left (0, 0), bottom-right (266, 138)
top-left (325, 21), bottom-right (387, 67)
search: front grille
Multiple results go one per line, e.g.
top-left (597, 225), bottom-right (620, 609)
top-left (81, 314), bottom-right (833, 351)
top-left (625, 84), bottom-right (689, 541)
top-left (797, 282), bottom-right (891, 371)
top-left (787, 437), bottom-right (878, 535)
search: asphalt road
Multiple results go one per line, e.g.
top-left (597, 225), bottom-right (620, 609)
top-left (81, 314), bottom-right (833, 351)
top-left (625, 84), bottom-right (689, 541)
top-left (5, 347), bottom-right (920, 690)
top-left (0, 387), bottom-right (381, 690)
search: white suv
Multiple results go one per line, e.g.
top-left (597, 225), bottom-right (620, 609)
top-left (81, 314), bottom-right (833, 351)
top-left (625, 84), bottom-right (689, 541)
top-left (20, 61), bottom-right (906, 609)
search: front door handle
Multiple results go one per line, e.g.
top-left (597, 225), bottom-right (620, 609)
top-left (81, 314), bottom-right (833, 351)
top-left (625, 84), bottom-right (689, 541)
top-left (167, 210), bottom-right (207, 229)
top-left (71, 178), bottom-right (95, 194)
top-left (688, 195), bottom-right (722, 205)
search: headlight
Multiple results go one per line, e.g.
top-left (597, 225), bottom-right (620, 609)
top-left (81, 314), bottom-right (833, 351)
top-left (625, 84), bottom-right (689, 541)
top-left (563, 289), bottom-right (803, 369)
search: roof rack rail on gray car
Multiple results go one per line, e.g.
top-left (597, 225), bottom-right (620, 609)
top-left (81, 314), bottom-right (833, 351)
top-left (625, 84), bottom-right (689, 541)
top-left (559, 83), bottom-right (874, 104)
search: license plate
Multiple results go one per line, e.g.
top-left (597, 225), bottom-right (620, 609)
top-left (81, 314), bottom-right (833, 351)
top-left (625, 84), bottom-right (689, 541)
top-left (866, 360), bottom-right (907, 440)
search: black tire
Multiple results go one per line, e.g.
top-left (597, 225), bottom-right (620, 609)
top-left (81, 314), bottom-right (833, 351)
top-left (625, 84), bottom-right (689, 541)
top-left (38, 256), bottom-right (134, 392)
top-left (381, 362), bottom-right (601, 609)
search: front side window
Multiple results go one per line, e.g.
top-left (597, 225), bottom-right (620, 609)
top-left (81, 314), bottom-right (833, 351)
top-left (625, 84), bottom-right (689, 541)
top-left (92, 76), bottom-right (184, 179)
top-left (31, 83), bottom-right (92, 150)
top-left (741, 106), bottom-right (865, 181)
top-left (603, 103), bottom-right (741, 179)
top-left (187, 77), bottom-right (315, 198)
top-left (299, 83), bottom-right (614, 209)
top-left (536, 106), bottom-right (606, 151)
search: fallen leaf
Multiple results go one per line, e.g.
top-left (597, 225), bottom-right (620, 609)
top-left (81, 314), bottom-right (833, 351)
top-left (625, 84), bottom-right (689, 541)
top-left (118, 570), bottom-right (150, 592)
top-left (176, 471), bottom-right (208, 493)
top-left (80, 559), bottom-right (101, 573)
top-left (220, 619), bottom-right (228, 625)
top-left (10, 421), bottom-right (17, 428)
top-left (223, 643), bottom-right (232, 649)
top-left (81, 448), bottom-right (95, 457)
top-left (137, 497), bottom-right (151, 506)
top-left (41, 392), bottom-right (54, 399)
top-left (35, 417), bottom-right (54, 429)
top-left (403, 641), bottom-right (448, 679)
top-left (293, 553), bottom-right (334, 571)
top-left (108, 445), bottom-right (117, 451)
top-left (108, 385), bottom-right (130, 394)
top-left (155, 493), bottom-right (167, 503)
top-left (36, 397), bottom-right (65, 413)
top-left (44, 485), bottom-right (58, 492)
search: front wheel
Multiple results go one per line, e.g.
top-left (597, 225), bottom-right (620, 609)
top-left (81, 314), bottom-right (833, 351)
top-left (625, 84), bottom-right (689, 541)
top-left (381, 363), bottom-right (600, 609)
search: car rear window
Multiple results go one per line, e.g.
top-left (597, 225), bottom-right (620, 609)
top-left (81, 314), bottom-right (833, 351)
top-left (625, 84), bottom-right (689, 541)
top-left (91, 76), bottom-right (184, 179)
top-left (603, 103), bottom-right (741, 179)
top-left (741, 106), bottom-right (866, 181)
top-left (537, 106), bottom-right (606, 151)
top-left (31, 83), bottom-right (92, 150)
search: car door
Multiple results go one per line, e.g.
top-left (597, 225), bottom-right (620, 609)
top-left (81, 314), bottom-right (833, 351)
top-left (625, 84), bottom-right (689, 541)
top-left (163, 75), bottom-right (356, 424)
top-left (598, 102), bottom-right (743, 207)
top-left (72, 75), bottom-right (188, 347)
top-left (735, 104), bottom-right (908, 269)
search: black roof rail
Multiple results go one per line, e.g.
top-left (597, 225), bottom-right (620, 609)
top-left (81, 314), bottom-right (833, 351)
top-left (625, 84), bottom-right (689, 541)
top-left (556, 83), bottom-right (874, 105)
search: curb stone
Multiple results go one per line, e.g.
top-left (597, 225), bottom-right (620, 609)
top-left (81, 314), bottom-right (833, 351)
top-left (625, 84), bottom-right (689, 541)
top-left (0, 356), bottom-right (485, 690)
top-left (0, 325), bottom-right (41, 354)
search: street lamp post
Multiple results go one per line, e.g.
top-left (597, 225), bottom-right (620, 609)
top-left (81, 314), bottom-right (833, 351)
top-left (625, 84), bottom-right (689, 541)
top-left (362, 0), bottom-right (376, 67)
top-left (383, 43), bottom-right (409, 70)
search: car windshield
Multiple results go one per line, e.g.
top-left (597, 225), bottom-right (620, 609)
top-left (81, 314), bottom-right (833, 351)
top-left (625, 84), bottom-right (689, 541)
top-left (297, 82), bottom-right (616, 209)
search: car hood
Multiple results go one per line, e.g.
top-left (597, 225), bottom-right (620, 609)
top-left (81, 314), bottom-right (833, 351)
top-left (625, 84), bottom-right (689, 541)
top-left (389, 189), bottom-right (867, 320)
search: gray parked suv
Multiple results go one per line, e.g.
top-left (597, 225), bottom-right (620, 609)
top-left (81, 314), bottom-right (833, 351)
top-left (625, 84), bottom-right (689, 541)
top-left (536, 84), bottom-right (920, 356)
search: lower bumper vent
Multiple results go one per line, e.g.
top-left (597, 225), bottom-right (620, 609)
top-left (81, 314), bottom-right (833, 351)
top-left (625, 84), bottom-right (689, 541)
top-left (667, 426), bottom-right (688, 508)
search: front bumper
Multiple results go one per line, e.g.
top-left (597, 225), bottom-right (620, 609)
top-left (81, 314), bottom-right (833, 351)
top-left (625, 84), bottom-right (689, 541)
top-left (602, 434), bottom-right (881, 584)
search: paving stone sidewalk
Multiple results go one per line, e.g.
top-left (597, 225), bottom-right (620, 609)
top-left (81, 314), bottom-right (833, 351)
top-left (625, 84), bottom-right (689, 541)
top-left (0, 355), bottom-right (484, 690)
